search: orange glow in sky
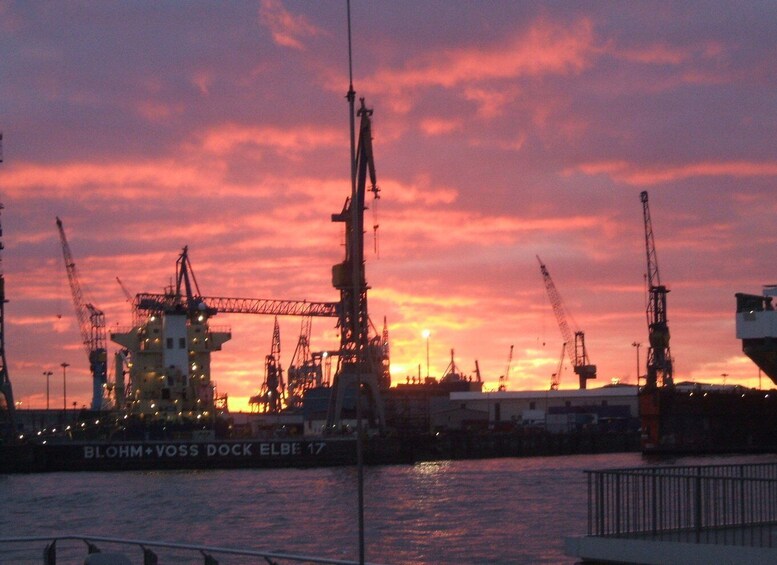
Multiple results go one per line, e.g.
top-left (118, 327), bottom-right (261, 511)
top-left (2, 2), bottom-right (776, 411)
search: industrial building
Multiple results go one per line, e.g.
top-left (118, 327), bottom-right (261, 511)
top-left (444, 385), bottom-right (639, 434)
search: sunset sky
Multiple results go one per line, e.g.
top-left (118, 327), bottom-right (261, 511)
top-left (2, 1), bottom-right (776, 411)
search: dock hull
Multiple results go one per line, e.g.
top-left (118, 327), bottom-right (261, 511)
top-left (1, 438), bottom-right (359, 473)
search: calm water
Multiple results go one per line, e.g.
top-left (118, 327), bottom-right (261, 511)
top-left (2, 452), bottom-right (776, 564)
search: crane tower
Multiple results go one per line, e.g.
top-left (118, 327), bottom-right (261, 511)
top-left (537, 255), bottom-right (596, 389)
top-left (250, 317), bottom-right (286, 413)
top-left (640, 191), bottom-right (673, 388)
top-left (56, 217), bottom-right (108, 410)
top-left (325, 94), bottom-right (386, 432)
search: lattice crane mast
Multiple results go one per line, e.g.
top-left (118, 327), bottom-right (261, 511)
top-left (537, 255), bottom-right (596, 390)
top-left (325, 95), bottom-right (387, 433)
top-left (56, 217), bottom-right (108, 410)
top-left (286, 316), bottom-right (318, 408)
top-left (640, 191), bottom-right (673, 388)
top-left (250, 317), bottom-right (285, 413)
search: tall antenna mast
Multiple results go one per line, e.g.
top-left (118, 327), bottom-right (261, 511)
top-left (0, 132), bottom-right (17, 441)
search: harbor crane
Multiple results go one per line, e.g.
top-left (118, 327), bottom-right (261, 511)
top-left (640, 191), bottom-right (673, 388)
top-left (135, 248), bottom-right (340, 319)
top-left (537, 255), bottom-right (596, 389)
top-left (56, 217), bottom-right (108, 411)
top-left (286, 316), bottom-right (321, 409)
top-left (325, 95), bottom-right (387, 433)
top-left (250, 317), bottom-right (285, 413)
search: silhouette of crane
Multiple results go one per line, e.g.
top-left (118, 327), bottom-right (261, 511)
top-left (56, 217), bottom-right (107, 410)
top-left (537, 255), bottom-right (596, 389)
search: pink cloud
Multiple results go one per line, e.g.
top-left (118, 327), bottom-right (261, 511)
top-left (367, 17), bottom-right (598, 94)
top-left (573, 160), bottom-right (777, 185)
top-left (419, 118), bottom-right (462, 136)
top-left (198, 123), bottom-right (343, 155)
top-left (258, 0), bottom-right (324, 50)
top-left (463, 86), bottom-right (521, 118)
top-left (618, 42), bottom-right (691, 65)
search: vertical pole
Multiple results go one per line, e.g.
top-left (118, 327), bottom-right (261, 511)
top-left (345, 3), bottom-right (364, 563)
top-left (44, 371), bottom-right (51, 410)
top-left (652, 469), bottom-right (658, 536)
top-left (632, 342), bottom-right (640, 384)
top-left (423, 330), bottom-right (430, 379)
top-left (61, 362), bottom-right (69, 412)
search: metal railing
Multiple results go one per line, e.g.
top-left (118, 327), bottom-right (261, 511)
top-left (0, 534), bottom-right (383, 565)
top-left (586, 462), bottom-right (777, 547)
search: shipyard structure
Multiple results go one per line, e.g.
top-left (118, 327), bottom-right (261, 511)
top-left (110, 293), bottom-right (231, 423)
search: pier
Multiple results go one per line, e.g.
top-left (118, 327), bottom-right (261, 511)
top-left (566, 461), bottom-right (777, 564)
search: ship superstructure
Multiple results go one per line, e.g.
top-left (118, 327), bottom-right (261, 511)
top-left (110, 248), bottom-right (231, 421)
top-left (736, 285), bottom-right (777, 385)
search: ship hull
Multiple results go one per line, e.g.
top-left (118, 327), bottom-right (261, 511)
top-left (640, 386), bottom-right (777, 454)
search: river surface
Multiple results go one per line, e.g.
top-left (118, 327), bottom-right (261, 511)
top-left (2, 451), bottom-right (775, 564)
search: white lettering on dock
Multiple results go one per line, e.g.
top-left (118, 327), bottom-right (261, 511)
top-left (84, 445), bottom-right (144, 459)
top-left (82, 440), bottom-right (319, 461)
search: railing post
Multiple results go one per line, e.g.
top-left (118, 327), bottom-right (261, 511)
top-left (598, 472), bottom-right (605, 535)
top-left (587, 472), bottom-right (592, 536)
top-left (694, 468), bottom-right (702, 543)
top-left (615, 473), bottom-right (621, 535)
top-left (652, 468), bottom-right (658, 536)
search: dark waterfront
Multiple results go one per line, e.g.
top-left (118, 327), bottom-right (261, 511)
top-left (2, 452), bottom-right (776, 564)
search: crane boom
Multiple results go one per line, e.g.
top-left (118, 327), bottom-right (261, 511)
top-left (136, 293), bottom-right (339, 317)
top-left (133, 246), bottom-right (339, 318)
top-left (537, 255), bottom-right (596, 389)
top-left (640, 191), bottom-right (673, 388)
top-left (56, 217), bottom-right (107, 410)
